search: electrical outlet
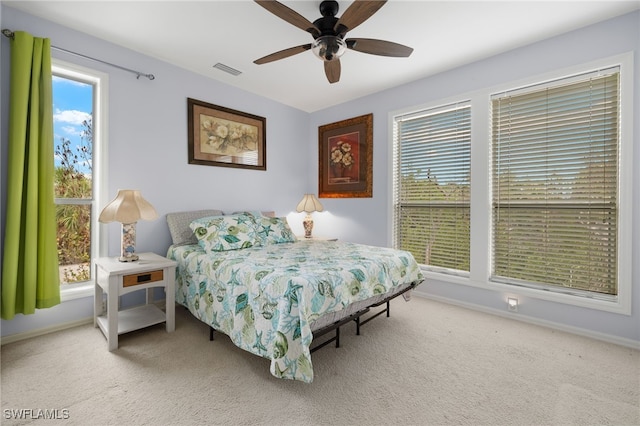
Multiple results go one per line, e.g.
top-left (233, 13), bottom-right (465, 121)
top-left (507, 297), bottom-right (518, 312)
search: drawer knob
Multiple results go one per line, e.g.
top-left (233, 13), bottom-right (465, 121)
top-left (137, 274), bottom-right (151, 283)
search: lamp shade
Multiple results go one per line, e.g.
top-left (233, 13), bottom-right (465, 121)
top-left (296, 194), bottom-right (324, 213)
top-left (98, 189), bottom-right (158, 224)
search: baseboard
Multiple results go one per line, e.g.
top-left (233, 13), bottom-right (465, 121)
top-left (413, 292), bottom-right (640, 350)
top-left (3, 295), bottom-right (637, 350)
top-left (0, 317), bottom-right (94, 346)
top-left (1, 300), bottom-right (167, 346)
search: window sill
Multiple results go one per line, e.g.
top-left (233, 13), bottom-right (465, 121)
top-left (422, 268), bottom-right (630, 315)
top-left (60, 283), bottom-right (93, 302)
top-left (422, 268), bottom-right (470, 286)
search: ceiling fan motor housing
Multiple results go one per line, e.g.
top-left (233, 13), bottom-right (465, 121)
top-left (312, 0), bottom-right (345, 61)
top-left (319, 0), bottom-right (339, 18)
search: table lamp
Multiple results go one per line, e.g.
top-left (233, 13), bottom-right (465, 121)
top-left (98, 189), bottom-right (158, 262)
top-left (296, 194), bottom-right (324, 238)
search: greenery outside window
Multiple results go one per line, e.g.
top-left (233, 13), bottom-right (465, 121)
top-left (393, 101), bottom-right (471, 275)
top-left (491, 68), bottom-right (621, 298)
top-left (391, 53), bottom-right (631, 314)
top-left (53, 60), bottom-right (106, 300)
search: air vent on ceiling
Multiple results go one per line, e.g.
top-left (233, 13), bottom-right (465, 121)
top-left (213, 63), bottom-right (242, 76)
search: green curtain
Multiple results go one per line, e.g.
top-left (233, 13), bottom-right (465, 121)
top-left (1, 31), bottom-right (60, 320)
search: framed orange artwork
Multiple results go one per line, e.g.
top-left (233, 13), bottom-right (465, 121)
top-left (318, 113), bottom-right (373, 198)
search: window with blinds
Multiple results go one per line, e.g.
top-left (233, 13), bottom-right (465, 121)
top-left (491, 68), bottom-right (620, 296)
top-left (393, 102), bottom-right (471, 273)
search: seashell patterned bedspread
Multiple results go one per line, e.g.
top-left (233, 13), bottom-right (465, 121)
top-left (168, 240), bottom-right (423, 383)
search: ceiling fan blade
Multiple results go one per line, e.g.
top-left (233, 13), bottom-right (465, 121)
top-left (254, 44), bottom-right (312, 65)
top-left (334, 0), bottom-right (387, 36)
top-left (255, 0), bottom-right (320, 38)
top-left (346, 38), bottom-right (413, 57)
top-left (324, 60), bottom-right (341, 84)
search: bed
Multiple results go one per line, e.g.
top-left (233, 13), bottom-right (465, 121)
top-left (166, 210), bottom-right (424, 383)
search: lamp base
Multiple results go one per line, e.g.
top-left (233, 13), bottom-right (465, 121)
top-left (118, 254), bottom-right (139, 262)
top-left (303, 215), bottom-right (314, 238)
top-left (119, 222), bottom-right (139, 262)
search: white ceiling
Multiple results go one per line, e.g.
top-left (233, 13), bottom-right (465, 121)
top-left (5, 1), bottom-right (640, 112)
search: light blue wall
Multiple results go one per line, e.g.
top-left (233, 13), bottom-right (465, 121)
top-left (310, 10), bottom-right (640, 345)
top-left (1, 5), bottom-right (638, 345)
top-left (0, 5), bottom-right (311, 337)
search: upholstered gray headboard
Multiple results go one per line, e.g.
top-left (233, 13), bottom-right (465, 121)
top-left (166, 209), bottom-right (224, 246)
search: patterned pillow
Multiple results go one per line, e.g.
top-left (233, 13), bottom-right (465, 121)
top-left (190, 214), bottom-right (260, 252)
top-left (254, 216), bottom-right (297, 245)
top-left (232, 210), bottom-right (274, 218)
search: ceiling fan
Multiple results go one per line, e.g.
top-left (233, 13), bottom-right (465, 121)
top-left (253, 0), bottom-right (414, 84)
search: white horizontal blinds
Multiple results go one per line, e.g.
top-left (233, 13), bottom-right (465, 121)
top-left (491, 68), bottom-right (619, 295)
top-left (395, 102), bottom-right (471, 272)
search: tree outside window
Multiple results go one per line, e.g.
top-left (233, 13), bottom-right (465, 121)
top-left (52, 74), bottom-right (93, 285)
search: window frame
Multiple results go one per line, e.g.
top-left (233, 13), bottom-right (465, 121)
top-left (389, 52), bottom-right (633, 315)
top-left (52, 59), bottom-right (108, 302)
top-left (490, 67), bottom-right (621, 298)
top-left (392, 100), bottom-right (472, 276)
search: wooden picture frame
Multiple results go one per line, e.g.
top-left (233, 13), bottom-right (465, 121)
top-left (318, 113), bottom-right (373, 198)
top-left (187, 98), bottom-right (266, 170)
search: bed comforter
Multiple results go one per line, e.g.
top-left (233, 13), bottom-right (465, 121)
top-left (168, 240), bottom-right (423, 382)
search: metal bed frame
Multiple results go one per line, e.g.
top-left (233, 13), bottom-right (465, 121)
top-left (207, 281), bottom-right (419, 352)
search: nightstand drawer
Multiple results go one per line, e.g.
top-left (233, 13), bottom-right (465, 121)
top-left (123, 269), bottom-right (163, 287)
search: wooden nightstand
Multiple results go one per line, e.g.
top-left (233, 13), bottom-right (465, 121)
top-left (94, 252), bottom-right (177, 351)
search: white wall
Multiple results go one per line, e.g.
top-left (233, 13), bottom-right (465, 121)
top-left (1, 5), bottom-right (638, 346)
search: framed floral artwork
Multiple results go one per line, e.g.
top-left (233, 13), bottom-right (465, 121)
top-left (187, 98), bottom-right (266, 170)
top-left (318, 113), bottom-right (373, 198)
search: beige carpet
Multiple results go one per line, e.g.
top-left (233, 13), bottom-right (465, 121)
top-left (1, 296), bottom-right (638, 426)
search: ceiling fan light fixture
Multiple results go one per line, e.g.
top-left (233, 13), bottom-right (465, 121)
top-left (311, 35), bottom-right (346, 62)
top-left (254, 0), bottom-right (413, 84)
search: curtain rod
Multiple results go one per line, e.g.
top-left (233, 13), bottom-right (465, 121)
top-left (2, 29), bottom-right (155, 81)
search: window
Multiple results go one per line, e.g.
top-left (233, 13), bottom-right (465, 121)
top-left (393, 101), bottom-right (471, 274)
top-left (52, 60), bottom-right (107, 300)
top-left (391, 53), bottom-right (632, 313)
top-left (491, 68), bottom-right (620, 298)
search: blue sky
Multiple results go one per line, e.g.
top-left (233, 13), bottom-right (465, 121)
top-left (52, 75), bottom-right (92, 174)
